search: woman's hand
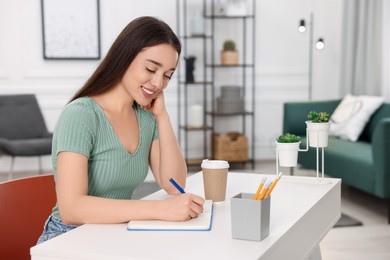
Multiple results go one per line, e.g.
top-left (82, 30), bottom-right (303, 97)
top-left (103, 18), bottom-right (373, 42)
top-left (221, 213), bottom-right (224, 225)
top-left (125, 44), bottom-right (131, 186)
top-left (140, 91), bottom-right (167, 118)
top-left (158, 193), bottom-right (205, 221)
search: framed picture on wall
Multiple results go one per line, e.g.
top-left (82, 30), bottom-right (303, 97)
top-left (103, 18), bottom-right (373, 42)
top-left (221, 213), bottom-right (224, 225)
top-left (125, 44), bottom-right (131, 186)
top-left (41, 0), bottom-right (101, 60)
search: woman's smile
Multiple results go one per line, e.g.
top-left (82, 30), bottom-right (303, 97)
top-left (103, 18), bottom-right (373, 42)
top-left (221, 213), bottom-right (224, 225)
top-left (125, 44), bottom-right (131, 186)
top-left (141, 86), bottom-right (157, 98)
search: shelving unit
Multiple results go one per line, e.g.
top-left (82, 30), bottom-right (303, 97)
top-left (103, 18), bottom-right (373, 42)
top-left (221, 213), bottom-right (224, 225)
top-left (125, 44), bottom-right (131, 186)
top-left (177, 0), bottom-right (256, 169)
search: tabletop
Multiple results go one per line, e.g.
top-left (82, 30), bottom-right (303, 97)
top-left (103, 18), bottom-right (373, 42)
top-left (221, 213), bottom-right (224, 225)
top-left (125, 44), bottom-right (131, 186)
top-left (31, 171), bottom-right (341, 260)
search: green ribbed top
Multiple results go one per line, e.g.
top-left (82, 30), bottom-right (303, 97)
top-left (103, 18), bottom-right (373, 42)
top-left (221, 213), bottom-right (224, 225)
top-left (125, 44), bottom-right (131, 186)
top-left (51, 97), bottom-right (158, 219)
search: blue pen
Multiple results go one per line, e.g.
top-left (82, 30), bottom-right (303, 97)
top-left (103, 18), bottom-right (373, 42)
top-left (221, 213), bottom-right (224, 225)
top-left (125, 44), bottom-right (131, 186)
top-left (169, 178), bottom-right (185, 194)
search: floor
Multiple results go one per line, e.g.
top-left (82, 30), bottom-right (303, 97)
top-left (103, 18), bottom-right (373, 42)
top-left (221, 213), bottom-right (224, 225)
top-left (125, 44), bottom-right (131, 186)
top-left (1, 160), bottom-right (390, 259)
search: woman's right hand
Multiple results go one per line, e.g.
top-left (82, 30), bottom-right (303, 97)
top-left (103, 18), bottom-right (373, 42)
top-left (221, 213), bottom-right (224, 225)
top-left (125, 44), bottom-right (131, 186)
top-left (159, 193), bottom-right (205, 221)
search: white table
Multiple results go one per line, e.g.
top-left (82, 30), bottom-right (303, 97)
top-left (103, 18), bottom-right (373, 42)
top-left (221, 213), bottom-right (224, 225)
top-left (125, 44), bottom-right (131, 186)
top-left (31, 172), bottom-right (341, 260)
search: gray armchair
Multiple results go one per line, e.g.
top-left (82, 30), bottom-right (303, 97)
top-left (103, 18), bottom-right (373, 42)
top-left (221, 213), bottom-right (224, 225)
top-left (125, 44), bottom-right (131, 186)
top-left (0, 94), bottom-right (52, 179)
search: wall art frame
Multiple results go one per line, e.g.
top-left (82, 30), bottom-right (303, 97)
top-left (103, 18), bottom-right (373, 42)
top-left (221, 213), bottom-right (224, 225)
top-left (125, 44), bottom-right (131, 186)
top-left (41, 0), bottom-right (101, 60)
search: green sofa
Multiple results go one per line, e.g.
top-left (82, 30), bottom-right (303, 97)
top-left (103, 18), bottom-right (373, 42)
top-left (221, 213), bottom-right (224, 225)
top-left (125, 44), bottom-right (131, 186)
top-left (283, 99), bottom-right (390, 223)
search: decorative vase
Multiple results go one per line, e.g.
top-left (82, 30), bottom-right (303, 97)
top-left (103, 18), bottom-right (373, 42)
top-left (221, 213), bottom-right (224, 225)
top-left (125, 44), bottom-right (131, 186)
top-left (184, 56), bottom-right (196, 82)
top-left (306, 121), bottom-right (331, 148)
top-left (221, 50), bottom-right (238, 65)
top-left (276, 141), bottom-right (301, 167)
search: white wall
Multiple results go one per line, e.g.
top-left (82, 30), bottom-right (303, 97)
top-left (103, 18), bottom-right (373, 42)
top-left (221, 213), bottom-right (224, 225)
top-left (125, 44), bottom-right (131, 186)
top-left (0, 0), bottom-right (343, 172)
top-left (383, 0), bottom-right (390, 101)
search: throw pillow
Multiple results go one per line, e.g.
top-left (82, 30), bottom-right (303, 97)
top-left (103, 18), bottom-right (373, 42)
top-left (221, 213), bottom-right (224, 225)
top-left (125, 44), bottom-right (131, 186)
top-left (329, 94), bottom-right (384, 141)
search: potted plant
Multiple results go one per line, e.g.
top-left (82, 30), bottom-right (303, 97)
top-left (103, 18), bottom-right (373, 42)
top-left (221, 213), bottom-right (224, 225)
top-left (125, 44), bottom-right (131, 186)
top-left (276, 133), bottom-right (301, 167)
top-left (306, 111), bottom-right (331, 148)
top-left (221, 39), bottom-right (238, 65)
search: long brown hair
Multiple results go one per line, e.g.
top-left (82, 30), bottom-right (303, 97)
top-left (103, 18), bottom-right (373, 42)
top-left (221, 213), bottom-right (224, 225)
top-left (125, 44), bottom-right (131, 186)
top-left (70, 16), bottom-right (181, 102)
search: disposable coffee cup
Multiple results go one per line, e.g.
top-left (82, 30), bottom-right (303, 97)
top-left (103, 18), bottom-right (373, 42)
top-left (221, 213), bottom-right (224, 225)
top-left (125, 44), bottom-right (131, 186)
top-left (201, 159), bottom-right (230, 202)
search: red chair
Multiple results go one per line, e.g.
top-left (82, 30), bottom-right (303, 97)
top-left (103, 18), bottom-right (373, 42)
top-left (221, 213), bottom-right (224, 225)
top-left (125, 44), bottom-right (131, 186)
top-left (0, 174), bottom-right (56, 260)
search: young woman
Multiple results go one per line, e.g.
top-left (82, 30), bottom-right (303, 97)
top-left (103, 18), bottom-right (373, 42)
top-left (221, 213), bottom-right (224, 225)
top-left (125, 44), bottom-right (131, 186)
top-left (37, 16), bottom-right (204, 244)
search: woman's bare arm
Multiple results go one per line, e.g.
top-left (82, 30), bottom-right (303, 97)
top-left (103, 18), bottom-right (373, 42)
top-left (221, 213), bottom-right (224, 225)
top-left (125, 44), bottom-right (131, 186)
top-left (56, 152), bottom-right (203, 225)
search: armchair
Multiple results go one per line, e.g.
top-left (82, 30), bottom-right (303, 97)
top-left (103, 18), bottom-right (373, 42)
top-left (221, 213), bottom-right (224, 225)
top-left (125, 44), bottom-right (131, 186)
top-left (0, 94), bottom-right (52, 179)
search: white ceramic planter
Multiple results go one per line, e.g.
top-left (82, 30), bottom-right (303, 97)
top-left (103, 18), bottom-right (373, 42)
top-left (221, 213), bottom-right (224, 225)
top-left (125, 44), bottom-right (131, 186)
top-left (276, 141), bottom-right (301, 167)
top-left (306, 121), bottom-right (331, 148)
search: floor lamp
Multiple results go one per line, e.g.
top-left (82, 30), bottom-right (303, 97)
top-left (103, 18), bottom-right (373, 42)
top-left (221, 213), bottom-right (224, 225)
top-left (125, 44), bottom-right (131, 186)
top-left (298, 13), bottom-right (325, 100)
top-left (288, 14), bottom-right (325, 176)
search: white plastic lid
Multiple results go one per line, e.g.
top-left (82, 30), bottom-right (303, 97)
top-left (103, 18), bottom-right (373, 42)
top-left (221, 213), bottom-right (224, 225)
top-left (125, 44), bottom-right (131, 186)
top-left (201, 159), bottom-right (230, 169)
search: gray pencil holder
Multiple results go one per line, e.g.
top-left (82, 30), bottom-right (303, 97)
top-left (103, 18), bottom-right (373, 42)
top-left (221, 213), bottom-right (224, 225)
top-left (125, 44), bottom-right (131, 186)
top-left (230, 193), bottom-right (270, 241)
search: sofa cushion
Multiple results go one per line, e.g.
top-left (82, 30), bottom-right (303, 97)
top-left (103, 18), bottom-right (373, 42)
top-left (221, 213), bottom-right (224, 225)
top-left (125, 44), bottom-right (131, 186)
top-left (329, 94), bottom-right (384, 142)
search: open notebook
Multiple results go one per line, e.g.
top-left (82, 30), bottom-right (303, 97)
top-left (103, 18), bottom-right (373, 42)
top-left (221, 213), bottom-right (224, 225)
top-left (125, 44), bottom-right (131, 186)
top-left (127, 200), bottom-right (213, 231)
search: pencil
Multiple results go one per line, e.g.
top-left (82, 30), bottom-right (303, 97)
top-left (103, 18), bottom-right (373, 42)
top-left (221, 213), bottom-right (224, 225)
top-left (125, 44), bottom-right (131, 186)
top-left (253, 177), bottom-right (266, 200)
top-left (265, 172), bottom-right (283, 197)
top-left (257, 181), bottom-right (272, 200)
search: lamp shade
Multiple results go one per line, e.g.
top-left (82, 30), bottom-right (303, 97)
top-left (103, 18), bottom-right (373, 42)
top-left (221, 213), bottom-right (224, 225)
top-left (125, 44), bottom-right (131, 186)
top-left (315, 38), bottom-right (325, 49)
top-left (298, 19), bottom-right (306, 33)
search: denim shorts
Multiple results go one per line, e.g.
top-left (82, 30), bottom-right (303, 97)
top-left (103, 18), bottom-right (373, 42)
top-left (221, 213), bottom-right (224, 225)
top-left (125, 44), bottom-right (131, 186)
top-left (36, 215), bottom-right (78, 245)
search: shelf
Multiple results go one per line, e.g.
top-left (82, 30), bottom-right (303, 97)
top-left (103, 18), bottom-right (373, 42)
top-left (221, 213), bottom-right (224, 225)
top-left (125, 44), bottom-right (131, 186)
top-left (179, 81), bottom-right (213, 85)
top-left (182, 34), bottom-right (212, 39)
top-left (204, 15), bottom-right (255, 19)
top-left (227, 159), bottom-right (256, 168)
top-left (206, 64), bottom-right (254, 68)
top-left (206, 111), bottom-right (254, 117)
top-left (186, 158), bottom-right (255, 168)
top-left (186, 158), bottom-right (204, 166)
top-left (225, 159), bottom-right (254, 164)
top-left (180, 125), bottom-right (213, 131)
top-left (177, 0), bottom-right (256, 169)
